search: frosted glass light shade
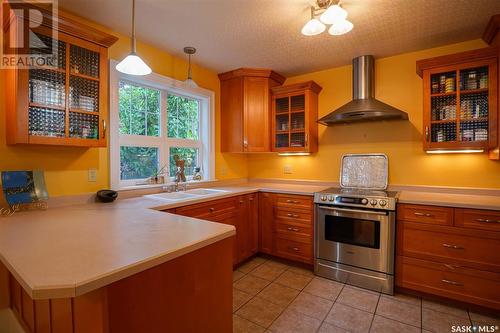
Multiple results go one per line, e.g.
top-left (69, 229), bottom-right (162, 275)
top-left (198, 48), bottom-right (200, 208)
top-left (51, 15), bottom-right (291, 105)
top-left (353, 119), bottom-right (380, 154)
top-left (320, 4), bottom-right (347, 24)
top-left (301, 18), bottom-right (326, 36)
top-left (328, 19), bottom-right (353, 35)
top-left (116, 54), bottom-right (152, 76)
top-left (184, 78), bottom-right (198, 88)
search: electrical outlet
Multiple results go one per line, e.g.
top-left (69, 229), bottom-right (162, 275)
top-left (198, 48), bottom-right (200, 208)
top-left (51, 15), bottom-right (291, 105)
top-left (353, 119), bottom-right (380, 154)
top-left (88, 169), bottom-right (97, 182)
top-left (220, 166), bottom-right (227, 176)
top-left (284, 165), bottom-right (293, 174)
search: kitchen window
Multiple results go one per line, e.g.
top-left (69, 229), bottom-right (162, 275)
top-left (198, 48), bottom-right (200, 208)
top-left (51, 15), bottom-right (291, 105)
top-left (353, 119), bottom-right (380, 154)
top-left (109, 61), bottom-right (215, 189)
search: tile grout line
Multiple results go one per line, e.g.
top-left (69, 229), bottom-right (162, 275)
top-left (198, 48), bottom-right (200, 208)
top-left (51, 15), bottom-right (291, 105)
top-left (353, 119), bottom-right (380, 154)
top-left (367, 291), bottom-right (381, 333)
top-left (316, 281), bottom-right (346, 332)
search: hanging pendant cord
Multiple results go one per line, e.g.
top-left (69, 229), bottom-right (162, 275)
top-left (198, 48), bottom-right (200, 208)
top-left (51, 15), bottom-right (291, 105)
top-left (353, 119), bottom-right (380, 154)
top-left (131, 0), bottom-right (136, 53)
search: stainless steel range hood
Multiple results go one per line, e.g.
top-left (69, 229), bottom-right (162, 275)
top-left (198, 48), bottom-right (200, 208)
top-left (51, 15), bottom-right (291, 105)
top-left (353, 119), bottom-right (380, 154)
top-left (318, 55), bottom-right (409, 125)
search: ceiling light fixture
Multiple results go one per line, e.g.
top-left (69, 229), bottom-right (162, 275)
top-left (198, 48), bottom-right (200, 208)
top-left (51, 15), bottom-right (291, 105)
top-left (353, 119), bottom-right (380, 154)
top-left (301, 0), bottom-right (353, 37)
top-left (183, 47), bottom-right (198, 88)
top-left (116, 0), bottom-right (152, 76)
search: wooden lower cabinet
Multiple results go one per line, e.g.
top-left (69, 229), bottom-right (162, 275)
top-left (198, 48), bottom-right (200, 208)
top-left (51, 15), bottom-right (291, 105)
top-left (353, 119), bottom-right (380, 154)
top-left (173, 194), bottom-right (258, 265)
top-left (258, 192), bottom-right (275, 255)
top-left (397, 203), bottom-right (500, 311)
top-left (258, 192), bottom-right (314, 264)
top-left (3, 238), bottom-right (233, 333)
top-left (172, 192), bottom-right (314, 265)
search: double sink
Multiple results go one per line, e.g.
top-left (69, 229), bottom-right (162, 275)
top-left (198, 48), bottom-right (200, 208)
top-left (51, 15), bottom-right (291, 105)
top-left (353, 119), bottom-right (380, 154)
top-left (145, 188), bottom-right (230, 202)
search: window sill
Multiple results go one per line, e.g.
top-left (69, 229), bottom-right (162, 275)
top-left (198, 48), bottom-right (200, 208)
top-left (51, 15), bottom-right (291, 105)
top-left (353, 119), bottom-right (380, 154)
top-left (118, 179), bottom-right (219, 192)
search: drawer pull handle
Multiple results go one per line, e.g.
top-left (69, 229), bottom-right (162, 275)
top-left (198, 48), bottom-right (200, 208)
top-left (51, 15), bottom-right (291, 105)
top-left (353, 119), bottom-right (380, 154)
top-left (444, 264), bottom-right (461, 270)
top-left (441, 279), bottom-right (463, 286)
top-left (414, 212), bottom-right (434, 217)
top-left (288, 246), bottom-right (300, 252)
top-left (287, 227), bottom-right (300, 232)
top-left (286, 200), bottom-right (300, 204)
top-left (286, 213), bottom-right (299, 218)
top-left (209, 208), bottom-right (215, 212)
top-left (442, 243), bottom-right (464, 250)
top-left (476, 218), bottom-right (500, 224)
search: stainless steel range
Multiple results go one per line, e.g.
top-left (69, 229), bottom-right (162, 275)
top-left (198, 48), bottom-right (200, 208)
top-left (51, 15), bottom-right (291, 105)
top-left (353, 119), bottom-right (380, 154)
top-left (314, 154), bottom-right (398, 295)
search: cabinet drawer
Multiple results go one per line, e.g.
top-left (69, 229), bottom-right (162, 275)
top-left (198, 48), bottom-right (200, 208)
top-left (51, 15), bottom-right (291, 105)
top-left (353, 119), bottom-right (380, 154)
top-left (396, 256), bottom-right (500, 310)
top-left (276, 222), bottom-right (312, 240)
top-left (275, 208), bottom-right (312, 226)
top-left (275, 194), bottom-right (313, 210)
top-left (397, 204), bottom-right (453, 226)
top-left (175, 197), bottom-right (239, 219)
top-left (275, 237), bottom-right (312, 263)
top-left (398, 226), bottom-right (500, 272)
top-left (455, 208), bottom-right (500, 232)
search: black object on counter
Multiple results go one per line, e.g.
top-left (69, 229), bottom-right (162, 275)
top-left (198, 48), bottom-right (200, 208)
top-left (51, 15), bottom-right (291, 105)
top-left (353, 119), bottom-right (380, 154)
top-left (96, 189), bottom-right (118, 203)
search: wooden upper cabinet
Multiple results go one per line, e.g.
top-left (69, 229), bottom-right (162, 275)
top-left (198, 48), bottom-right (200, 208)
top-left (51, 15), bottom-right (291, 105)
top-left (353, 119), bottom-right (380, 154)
top-left (482, 14), bottom-right (500, 160)
top-left (219, 68), bottom-right (286, 152)
top-left (271, 81), bottom-right (322, 153)
top-left (4, 3), bottom-right (118, 147)
top-left (416, 47), bottom-right (498, 156)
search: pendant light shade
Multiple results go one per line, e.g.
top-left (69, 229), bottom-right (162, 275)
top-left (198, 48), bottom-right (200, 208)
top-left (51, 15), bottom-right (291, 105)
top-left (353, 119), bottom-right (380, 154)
top-left (116, 54), bottom-right (151, 75)
top-left (184, 46), bottom-right (198, 87)
top-left (328, 18), bottom-right (353, 35)
top-left (301, 18), bottom-right (326, 36)
top-left (116, 0), bottom-right (151, 76)
top-left (320, 4), bottom-right (347, 24)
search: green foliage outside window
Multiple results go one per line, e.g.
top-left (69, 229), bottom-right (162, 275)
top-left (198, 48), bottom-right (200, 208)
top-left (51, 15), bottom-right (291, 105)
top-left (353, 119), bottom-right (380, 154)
top-left (167, 94), bottom-right (199, 140)
top-left (119, 81), bottom-right (160, 136)
top-left (120, 146), bottom-right (159, 180)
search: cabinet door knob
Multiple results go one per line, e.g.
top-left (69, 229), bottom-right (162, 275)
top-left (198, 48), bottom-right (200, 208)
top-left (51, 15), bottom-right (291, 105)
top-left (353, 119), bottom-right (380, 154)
top-left (287, 227), bottom-right (300, 232)
top-left (288, 246), bottom-right (300, 252)
top-left (209, 207), bottom-right (215, 212)
top-left (425, 126), bottom-right (429, 142)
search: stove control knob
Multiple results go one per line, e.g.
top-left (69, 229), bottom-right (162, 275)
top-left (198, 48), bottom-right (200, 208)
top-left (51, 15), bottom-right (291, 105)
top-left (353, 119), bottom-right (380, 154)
top-left (370, 199), bottom-right (378, 206)
top-left (361, 198), bottom-right (368, 205)
top-left (379, 200), bottom-right (387, 207)
top-left (320, 195), bottom-right (327, 201)
top-left (328, 195), bottom-right (335, 202)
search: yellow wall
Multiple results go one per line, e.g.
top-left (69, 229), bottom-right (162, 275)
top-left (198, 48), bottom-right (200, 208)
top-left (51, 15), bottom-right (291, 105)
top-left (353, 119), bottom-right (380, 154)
top-left (247, 39), bottom-right (500, 188)
top-left (0, 10), bottom-right (247, 196)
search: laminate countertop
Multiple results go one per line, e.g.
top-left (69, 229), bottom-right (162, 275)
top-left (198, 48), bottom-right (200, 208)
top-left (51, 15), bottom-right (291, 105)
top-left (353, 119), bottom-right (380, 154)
top-left (1, 181), bottom-right (498, 301)
top-left (0, 183), bottom-right (328, 301)
top-left (397, 190), bottom-right (500, 211)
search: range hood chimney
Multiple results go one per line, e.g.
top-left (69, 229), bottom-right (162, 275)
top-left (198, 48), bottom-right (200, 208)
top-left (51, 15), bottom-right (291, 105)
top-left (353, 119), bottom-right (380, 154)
top-left (318, 55), bottom-right (409, 125)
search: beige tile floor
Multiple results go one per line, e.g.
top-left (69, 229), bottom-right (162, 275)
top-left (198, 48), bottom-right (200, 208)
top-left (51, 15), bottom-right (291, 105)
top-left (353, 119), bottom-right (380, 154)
top-left (232, 256), bottom-right (500, 333)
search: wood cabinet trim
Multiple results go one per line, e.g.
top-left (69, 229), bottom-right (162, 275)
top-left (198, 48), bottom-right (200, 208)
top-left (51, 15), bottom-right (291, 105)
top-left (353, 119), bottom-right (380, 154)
top-left (218, 68), bottom-right (286, 84)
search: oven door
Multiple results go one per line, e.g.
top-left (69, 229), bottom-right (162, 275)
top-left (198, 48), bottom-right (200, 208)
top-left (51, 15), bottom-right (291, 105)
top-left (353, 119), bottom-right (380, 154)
top-left (316, 205), bottom-right (394, 274)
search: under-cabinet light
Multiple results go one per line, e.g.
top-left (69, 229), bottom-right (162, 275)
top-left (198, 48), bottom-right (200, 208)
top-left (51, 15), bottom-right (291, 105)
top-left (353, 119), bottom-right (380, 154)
top-left (426, 149), bottom-right (484, 154)
top-left (277, 153), bottom-right (311, 156)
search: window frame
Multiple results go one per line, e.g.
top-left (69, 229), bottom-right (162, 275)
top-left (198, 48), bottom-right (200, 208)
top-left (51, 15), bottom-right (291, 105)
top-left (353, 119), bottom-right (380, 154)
top-left (109, 59), bottom-right (215, 190)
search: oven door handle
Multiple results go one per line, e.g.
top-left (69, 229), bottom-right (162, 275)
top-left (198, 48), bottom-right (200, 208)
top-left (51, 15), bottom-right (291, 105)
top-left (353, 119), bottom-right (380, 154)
top-left (317, 205), bottom-right (388, 216)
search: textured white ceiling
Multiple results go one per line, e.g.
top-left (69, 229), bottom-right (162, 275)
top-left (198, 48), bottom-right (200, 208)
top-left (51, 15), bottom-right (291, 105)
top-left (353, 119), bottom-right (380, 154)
top-left (59, 0), bottom-right (500, 76)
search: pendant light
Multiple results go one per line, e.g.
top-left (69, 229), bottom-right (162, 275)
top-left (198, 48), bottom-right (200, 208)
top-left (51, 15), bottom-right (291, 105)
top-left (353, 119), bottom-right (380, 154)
top-left (116, 0), bottom-right (152, 76)
top-left (184, 47), bottom-right (198, 88)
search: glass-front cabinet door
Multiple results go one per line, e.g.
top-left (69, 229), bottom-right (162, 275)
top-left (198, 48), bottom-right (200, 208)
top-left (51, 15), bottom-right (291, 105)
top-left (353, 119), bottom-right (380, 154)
top-left (271, 81), bottom-right (322, 153)
top-left (422, 58), bottom-right (497, 152)
top-left (4, 8), bottom-right (117, 147)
